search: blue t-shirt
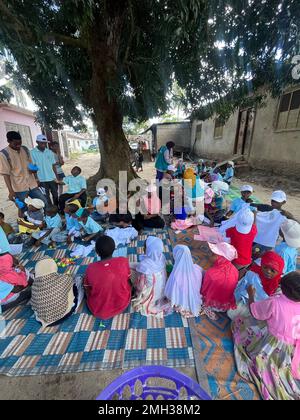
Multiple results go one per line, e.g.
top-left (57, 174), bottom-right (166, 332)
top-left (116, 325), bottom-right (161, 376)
top-left (234, 271), bottom-right (269, 304)
top-left (45, 213), bottom-right (62, 229)
top-left (79, 217), bottom-right (103, 235)
top-left (0, 280), bottom-right (14, 304)
top-left (65, 214), bottom-right (81, 231)
top-left (230, 198), bottom-right (256, 213)
top-left (63, 175), bottom-right (87, 194)
top-left (224, 167), bottom-right (234, 182)
top-left (30, 148), bottom-right (56, 182)
top-left (275, 242), bottom-right (298, 274)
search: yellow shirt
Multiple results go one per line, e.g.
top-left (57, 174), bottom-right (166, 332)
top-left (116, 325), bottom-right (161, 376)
top-left (0, 146), bottom-right (37, 192)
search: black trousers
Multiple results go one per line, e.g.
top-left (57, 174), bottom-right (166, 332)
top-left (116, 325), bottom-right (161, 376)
top-left (132, 213), bottom-right (165, 231)
top-left (58, 192), bottom-right (87, 212)
top-left (40, 181), bottom-right (58, 207)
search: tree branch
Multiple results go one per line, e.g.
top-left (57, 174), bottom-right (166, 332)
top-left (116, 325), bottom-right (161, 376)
top-left (43, 33), bottom-right (87, 49)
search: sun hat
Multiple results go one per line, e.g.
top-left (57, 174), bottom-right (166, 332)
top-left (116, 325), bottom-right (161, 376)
top-left (204, 187), bottom-right (215, 204)
top-left (208, 242), bottom-right (238, 261)
top-left (271, 190), bottom-right (287, 203)
top-left (24, 197), bottom-right (45, 210)
top-left (281, 219), bottom-right (300, 248)
top-left (36, 134), bottom-right (49, 143)
top-left (35, 258), bottom-right (58, 277)
top-left (235, 208), bottom-right (254, 234)
top-left (240, 185), bottom-right (253, 193)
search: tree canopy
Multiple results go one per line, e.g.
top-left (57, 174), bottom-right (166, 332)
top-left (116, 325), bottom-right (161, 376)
top-left (0, 0), bottom-right (299, 181)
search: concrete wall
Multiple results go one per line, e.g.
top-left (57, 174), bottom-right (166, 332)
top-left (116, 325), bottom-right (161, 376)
top-left (156, 122), bottom-right (191, 151)
top-left (0, 105), bottom-right (41, 150)
top-left (191, 111), bottom-right (239, 160)
top-left (248, 95), bottom-right (300, 177)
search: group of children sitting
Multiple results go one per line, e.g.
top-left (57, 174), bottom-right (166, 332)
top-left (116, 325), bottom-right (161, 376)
top-left (1, 157), bottom-right (300, 400)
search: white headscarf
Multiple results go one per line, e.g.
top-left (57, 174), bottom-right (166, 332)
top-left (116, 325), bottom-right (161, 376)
top-left (136, 236), bottom-right (166, 275)
top-left (164, 245), bottom-right (203, 316)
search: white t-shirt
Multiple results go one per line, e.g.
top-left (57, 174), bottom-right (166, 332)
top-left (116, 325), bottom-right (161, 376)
top-left (254, 209), bottom-right (286, 247)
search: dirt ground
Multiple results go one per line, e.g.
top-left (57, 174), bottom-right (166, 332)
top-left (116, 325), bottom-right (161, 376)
top-left (0, 153), bottom-right (299, 400)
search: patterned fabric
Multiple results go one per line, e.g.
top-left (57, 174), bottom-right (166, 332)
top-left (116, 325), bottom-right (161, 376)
top-left (232, 316), bottom-right (300, 400)
top-left (0, 229), bottom-right (195, 376)
top-left (31, 272), bottom-right (74, 327)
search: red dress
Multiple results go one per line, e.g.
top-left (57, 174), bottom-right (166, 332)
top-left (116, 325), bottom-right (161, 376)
top-left (85, 257), bottom-right (131, 319)
top-left (226, 225), bottom-right (258, 266)
top-left (201, 256), bottom-right (239, 311)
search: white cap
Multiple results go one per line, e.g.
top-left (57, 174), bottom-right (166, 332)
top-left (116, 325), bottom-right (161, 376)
top-left (167, 165), bottom-right (176, 172)
top-left (24, 197), bottom-right (45, 210)
top-left (36, 134), bottom-right (49, 143)
top-left (240, 185), bottom-right (253, 193)
top-left (271, 190), bottom-right (287, 203)
top-left (281, 219), bottom-right (300, 248)
top-left (227, 161), bottom-right (235, 167)
top-left (235, 208), bottom-right (254, 234)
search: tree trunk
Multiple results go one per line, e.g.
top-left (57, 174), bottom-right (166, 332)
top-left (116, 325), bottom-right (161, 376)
top-left (86, 11), bottom-right (137, 195)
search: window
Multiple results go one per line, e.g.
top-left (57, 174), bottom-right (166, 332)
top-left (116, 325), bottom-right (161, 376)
top-left (276, 89), bottom-right (300, 130)
top-left (5, 122), bottom-right (33, 148)
top-left (85, 141), bottom-right (89, 145)
top-left (195, 123), bottom-right (202, 142)
top-left (214, 117), bottom-right (224, 138)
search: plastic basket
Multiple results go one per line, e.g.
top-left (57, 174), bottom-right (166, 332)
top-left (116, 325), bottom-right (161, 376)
top-left (96, 366), bottom-right (211, 400)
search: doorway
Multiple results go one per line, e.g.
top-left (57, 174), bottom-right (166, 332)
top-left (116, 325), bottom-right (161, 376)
top-left (234, 107), bottom-right (256, 156)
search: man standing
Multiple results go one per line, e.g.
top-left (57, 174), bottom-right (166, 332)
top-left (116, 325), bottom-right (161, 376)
top-left (0, 131), bottom-right (47, 212)
top-left (31, 134), bottom-right (59, 206)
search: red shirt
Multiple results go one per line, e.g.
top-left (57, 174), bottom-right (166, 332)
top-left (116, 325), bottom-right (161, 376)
top-left (226, 225), bottom-right (258, 266)
top-left (85, 257), bottom-right (131, 319)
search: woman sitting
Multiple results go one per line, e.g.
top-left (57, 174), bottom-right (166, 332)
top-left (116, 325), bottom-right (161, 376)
top-left (232, 271), bottom-right (300, 400)
top-left (31, 258), bottom-right (77, 327)
top-left (164, 245), bottom-right (203, 317)
top-left (132, 236), bottom-right (170, 317)
top-left (200, 242), bottom-right (239, 320)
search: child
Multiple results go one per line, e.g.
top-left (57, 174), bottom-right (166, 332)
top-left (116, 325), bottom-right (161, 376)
top-left (200, 242), bottom-right (239, 319)
top-left (58, 166), bottom-right (87, 212)
top-left (164, 245), bottom-right (203, 317)
top-left (223, 161), bottom-right (234, 185)
top-left (17, 197), bottom-right (44, 234)
top-left (32, 206), bottom-right (66, 248)
top-left (91, 187), bottom-right (109, 222)
top-left (64, 203), bottom-right (82, 243)
top-left (76, 208), bottom-right (103, 242)
top-left (252, 190), bottom-right (294, 219)
top-left (250, 251), bottom-right (285, 296)
top-left (226, 185), bottom-right (255, 217)
top-left (232, 271), bottom-right (300, 400)
top-left (0, 253), bottom-right (30, 310)
top-left (226, 208), bottom-right (258, 270)
top-left (195, 159), bottom-right (206, 177)
top-left (31, 258), bottom-right (77, 327)
top-left (175, 159), bottom-right (186, 178)
top-left (84, 235), bottom-right (131, 319)
top-left (105, 213), bottom-right (138, 248)
top-left (0, 212), bottom-right (14, 238)
top-left (132, 236), bottom-right (170, 317)
top-left (275, 220), bottom-right (300, 274)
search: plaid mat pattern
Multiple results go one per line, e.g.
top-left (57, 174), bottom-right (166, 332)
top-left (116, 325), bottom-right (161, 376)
top-left (0, 229), bottom-right (195, 376)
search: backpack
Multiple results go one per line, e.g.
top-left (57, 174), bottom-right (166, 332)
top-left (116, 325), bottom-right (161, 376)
top-left (0, 145), bottom-right (31, 168)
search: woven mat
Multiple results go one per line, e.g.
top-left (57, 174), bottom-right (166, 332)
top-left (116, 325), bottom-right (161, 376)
top-left (0, 229), bottom-right (195, 376)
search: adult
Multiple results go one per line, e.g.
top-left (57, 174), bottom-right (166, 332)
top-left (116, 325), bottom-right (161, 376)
top-left (31, 134), bottom-right (59, 206)
top-left (155, 141), bottom-right (175, 181)
top-left (49, 141), bottom-right (65, 196)
top-left (0, 131), bottom-right (47, 213)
